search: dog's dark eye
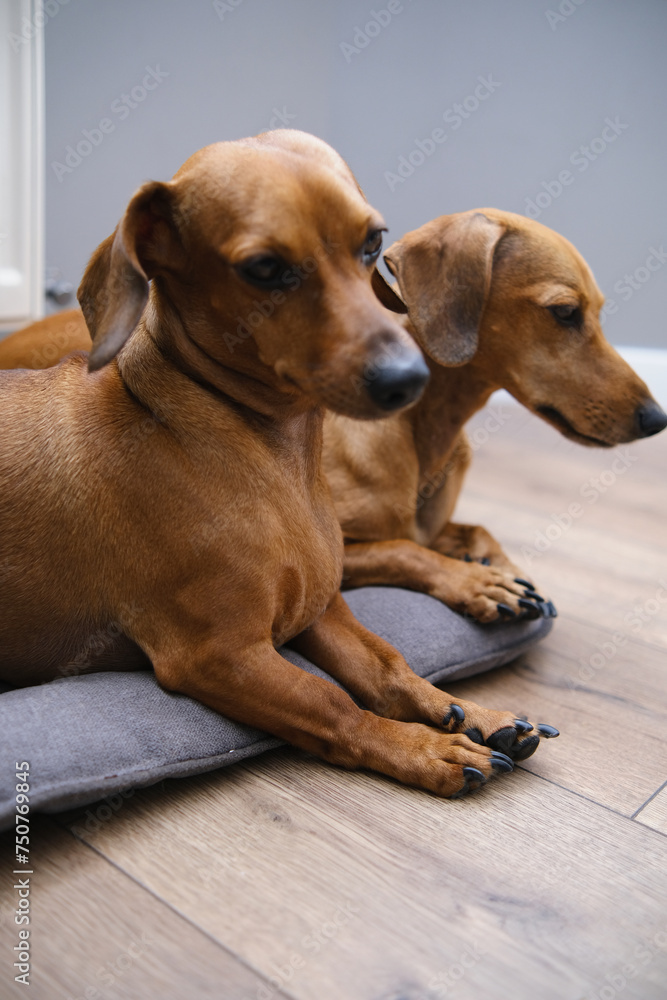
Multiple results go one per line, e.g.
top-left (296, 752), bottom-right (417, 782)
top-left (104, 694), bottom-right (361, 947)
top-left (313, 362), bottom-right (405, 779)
top-left (362, 229), bottom-right (384, 265)
top-left (237, 255), bottom-right (288, 289)
top-left (548, 303), bottom-right (583, 328)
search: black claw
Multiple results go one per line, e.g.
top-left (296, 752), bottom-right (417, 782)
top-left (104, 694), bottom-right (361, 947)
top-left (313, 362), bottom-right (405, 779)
top-left (442, 703), bottom-right (465, 727)
top-left (486, 726), bottom-right (516, 754)
top-left (518, 598), bottom-right (541, 620)
top-left (513, 719), bottom-right (534, 733)
top-left (545, 600), bottom-right (558, 618)
top-left (490, 751), bottom-right (514, 773)
top-left (537, 723), bottom-right (560, 738)
top-left (497, 602), bottom-right (517, 618)
top-left (464, 553), bottom-right (473, 562)
top-left (462, 766), bottom-right (486, 784)
top-left (480, 557), bottom-right (491, 566)
top-left (464, 727), bottom-right (485, 745)
top-left (451, 779), bottom-right (470, 799)
top-left (526, 591), bottom-right (545, 602)
top-left (514, 578), bottom-right (534, 589)
top-left (511, 734), bottom-right (541, 761)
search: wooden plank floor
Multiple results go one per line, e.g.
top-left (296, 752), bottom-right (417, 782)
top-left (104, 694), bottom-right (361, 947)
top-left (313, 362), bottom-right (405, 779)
top-left (2, 404), bottom-right (666, 1000)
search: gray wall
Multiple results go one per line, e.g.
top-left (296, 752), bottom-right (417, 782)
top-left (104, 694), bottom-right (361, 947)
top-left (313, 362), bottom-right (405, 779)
top-left (44, 0), bottom-right (667, 347)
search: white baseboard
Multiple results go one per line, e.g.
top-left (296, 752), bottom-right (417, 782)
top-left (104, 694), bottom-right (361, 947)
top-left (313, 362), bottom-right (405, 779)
top-left (491, 345), bottom-right (667, 411)
top-left (614, 346), bottom-right (667, 410)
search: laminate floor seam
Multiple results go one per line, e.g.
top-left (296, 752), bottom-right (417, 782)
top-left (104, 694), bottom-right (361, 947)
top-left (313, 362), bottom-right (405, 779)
top-left (513, 764), bottom-right (660, 823)
top-left (52, 817), bottom-right (298, 1000)
top-left (631, 778), bottom-right (667, 821)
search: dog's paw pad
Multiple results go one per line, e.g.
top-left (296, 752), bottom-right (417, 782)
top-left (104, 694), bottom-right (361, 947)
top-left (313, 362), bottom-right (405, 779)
top-left (510, 734), bottom-right (541, 761)
top-left (464, 726), bottom-right (485, 745)
top-left (486, 726), bottom-right (518, 754)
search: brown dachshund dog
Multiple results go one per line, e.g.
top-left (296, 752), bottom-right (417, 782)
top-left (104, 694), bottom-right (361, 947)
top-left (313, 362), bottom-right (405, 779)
top-left (0, 136), bottom-right (554, 800)
top-left (0, 310), bottom-right (90, 371)
top-left (9, 211), bottom-right (662, 628)
top-left (324, 209), bottom-right (667, 622)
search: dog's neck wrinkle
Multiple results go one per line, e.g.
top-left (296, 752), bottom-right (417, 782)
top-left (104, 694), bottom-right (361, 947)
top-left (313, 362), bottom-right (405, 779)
top-left (146, 292), bottom-right (313, 426)
top-left (117, 303), bottom-right (326, 483)
top-left (410, 356), bottom-right (497, 483)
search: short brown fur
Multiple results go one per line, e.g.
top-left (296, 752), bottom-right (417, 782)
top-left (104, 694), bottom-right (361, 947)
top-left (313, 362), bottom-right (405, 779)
top-left (0, 145), bottom-right (546, 798)
top-left (324, 209), bottom-right (665, 621)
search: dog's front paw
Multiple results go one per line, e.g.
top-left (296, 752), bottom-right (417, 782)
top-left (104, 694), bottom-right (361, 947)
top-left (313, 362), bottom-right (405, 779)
top-left (441, 700), bottom-right (560, 761)
top-left (386, 727), bottom-right (515, 798)
top-left (432, 562), bottom-right (556, 624)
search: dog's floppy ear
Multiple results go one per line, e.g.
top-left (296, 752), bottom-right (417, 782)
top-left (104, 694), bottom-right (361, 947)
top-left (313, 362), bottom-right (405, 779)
top-left (371, 267), bottom-right (408, 314)
top-left (79, 181), bottom-right (182, 372)
top-left (383, 211), bottom-right (504, 366)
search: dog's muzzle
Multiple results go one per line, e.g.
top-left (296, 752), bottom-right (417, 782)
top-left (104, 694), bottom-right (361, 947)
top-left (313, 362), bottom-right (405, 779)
top-left (635, 399), bottom-right (667, 438)
top-left (365, 346), bottom-right (430, 412)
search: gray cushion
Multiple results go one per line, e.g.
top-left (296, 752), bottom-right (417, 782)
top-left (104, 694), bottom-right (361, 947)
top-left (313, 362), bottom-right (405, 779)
top-left (0, 587), bottom-right (552, 829)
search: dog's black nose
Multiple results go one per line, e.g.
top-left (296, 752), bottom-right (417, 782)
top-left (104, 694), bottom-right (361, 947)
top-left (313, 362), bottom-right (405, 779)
top-left (636, 399), bottom-right (667, 438)
top-left (366, 349), bottom-right (430, 411)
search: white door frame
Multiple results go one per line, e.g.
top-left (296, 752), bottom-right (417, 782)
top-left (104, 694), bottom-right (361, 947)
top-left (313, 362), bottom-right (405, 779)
top-left (0, 0), bottom-right (45, 333)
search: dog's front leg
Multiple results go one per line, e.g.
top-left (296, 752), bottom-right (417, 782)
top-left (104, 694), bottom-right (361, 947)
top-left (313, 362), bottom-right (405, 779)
top-left (431, 523), bottom-right (556, 619)
top-left (154, 640), bottom-right (502, 798)
top-left (343, 539), bottom-right (543, 624)
top-left (432, 520), bottom-right (521, 573)
top-left (290, 593), bottom-right (554, 763)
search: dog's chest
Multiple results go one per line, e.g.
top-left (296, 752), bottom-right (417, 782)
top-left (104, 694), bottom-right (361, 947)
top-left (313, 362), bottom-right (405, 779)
top-left (262, 468), bottom-right (344, 644)
top-left (190, 445), bottom-right (344, 647)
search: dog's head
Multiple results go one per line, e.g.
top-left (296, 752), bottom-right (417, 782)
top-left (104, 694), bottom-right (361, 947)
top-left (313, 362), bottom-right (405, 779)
top-left (78, 129), bottom-right (427, 420)
top-left (382, 209), bottom-right (666, 446)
